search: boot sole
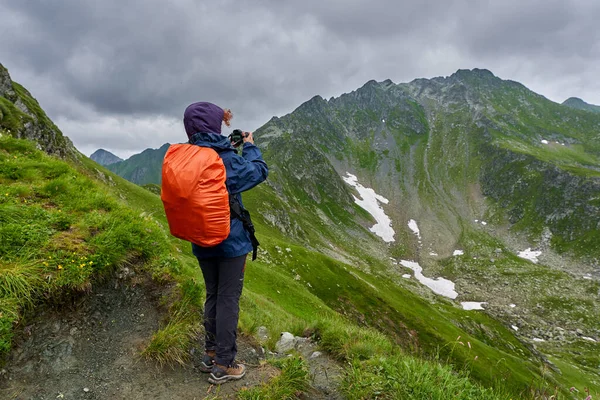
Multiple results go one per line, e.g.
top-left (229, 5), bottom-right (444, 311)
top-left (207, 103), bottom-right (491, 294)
top-left (208, 370), bottom-right (246, 384)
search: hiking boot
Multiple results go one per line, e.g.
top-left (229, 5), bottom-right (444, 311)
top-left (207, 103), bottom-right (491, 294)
top-left (198, 350), bottom-right (216, 373)
top-left (208, 362), bottom-right (246, 384)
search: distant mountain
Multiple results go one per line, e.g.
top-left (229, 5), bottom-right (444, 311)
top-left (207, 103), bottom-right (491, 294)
top-left (90, 149), bottom-right (123, 166)
top-left (562, 97), bottom-right (600, 113)
top-left (106, 143), bottom-right (170, 185)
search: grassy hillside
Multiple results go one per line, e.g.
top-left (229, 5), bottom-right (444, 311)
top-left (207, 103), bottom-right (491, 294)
top-left (4, 132), bottom-right (595, 398)
top-left (106, 143), bottom-right (170, 185)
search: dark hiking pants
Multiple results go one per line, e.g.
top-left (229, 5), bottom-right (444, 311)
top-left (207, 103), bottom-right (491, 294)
top-left (198, 254), bottom-right (246, 367)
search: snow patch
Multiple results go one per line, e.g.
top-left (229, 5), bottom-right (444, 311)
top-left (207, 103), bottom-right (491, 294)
top-left (509, 304), bottom-right (516, 308)
top-left (582, 336), bottom-right (597, 342)
top-left (532, 338), bottom-right (545, 342)
top-left (541, 139), bottom-right (549, 144)
top-left (408, 219), bottom-right (421, 239)
top-left (342, 173), bottom-right (395, 242)
top-left (429, 252), bottom-right (438, 256)
top-left (461, 302), bottom-right (486, 310)
top-left (583, 274), bottom-right (592, 280)
top-left (481, 221), bottom-right (487, 226)
top-left (399, 260), bottom-right (458, 299)
top-left (453, 250), bottom-right (464, 256)
top-left (402, 274), bottom-right (411, 279)
top-left (517, 248), bottom-right (542, 263)
top-left (512, 325), bottom-right (519, 331)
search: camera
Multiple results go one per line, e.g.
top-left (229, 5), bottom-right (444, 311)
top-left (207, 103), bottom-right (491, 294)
top-left (228, 129), bottom-right (249, 148)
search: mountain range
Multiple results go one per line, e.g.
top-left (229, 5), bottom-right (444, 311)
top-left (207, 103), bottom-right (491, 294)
top-left (2, 61), bottom-right (600, 398)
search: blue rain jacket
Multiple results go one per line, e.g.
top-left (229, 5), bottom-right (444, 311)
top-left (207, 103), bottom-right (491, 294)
top-left (183, 102), bottom-right (268, 259)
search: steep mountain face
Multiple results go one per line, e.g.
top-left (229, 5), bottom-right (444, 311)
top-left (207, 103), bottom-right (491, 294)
top-left (90, 149), bottom-right (123, 166)
top-left (0, 63), bottom-right (77, 158)
top-left (257, 69), bottom-right (600, 262)
top-left (563, 96), bottom-right (600, 113)
top-left (106, 143), bottom-right (170, 185)
top-left (250, 69), bottom-right (600, 388)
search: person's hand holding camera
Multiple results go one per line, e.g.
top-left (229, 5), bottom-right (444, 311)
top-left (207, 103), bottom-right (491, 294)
top-left (243, 131), bottom-right (254, 145)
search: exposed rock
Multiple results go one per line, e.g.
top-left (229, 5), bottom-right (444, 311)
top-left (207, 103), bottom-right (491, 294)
top-left (257, 326), bottom-right (269, 341)
top-left (0, 63), bottom-right (77, 159)
top-left (275, 332), bottom-right (296, 353)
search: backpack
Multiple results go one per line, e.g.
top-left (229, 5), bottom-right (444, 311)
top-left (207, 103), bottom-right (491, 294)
top-left (161, 144), bottom-right (230, 246)
top-left (161, 143), bottom-right (260, 260)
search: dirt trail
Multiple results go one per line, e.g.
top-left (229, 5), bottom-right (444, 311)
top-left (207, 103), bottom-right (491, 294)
top-left (0, 277), bottom-right (342, 400)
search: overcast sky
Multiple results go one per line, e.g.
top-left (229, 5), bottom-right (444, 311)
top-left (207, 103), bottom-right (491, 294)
top-left (1, 0), bottom-right (599, 158)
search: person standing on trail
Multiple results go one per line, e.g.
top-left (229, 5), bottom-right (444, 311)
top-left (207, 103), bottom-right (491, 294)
top-left (183, 102), bottom-right (268, 384)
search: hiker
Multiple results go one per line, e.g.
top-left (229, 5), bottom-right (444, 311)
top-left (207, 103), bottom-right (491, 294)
top-left (183, 102), bottom-right (268, 384)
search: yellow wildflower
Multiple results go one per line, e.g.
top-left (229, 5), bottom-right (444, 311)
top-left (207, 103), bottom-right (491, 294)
top-left (57, 265), bottom-right (63, 270)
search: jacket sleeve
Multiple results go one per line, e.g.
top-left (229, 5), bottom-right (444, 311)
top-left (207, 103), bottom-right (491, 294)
top-left (226, 143), bottom-right (269, 194)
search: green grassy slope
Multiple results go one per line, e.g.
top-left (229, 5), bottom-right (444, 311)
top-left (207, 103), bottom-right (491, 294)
top-left (4, 132), bottom-right (591, 398)
top-left (106, 143), bottom-right (170, 185)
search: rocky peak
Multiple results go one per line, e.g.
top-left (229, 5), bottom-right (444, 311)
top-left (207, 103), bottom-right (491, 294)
top-left (90, 149), bottom-right (123, 166)
top-left (452, 68), bottom-right (496, 80)
top-left (0, 62), bottom-right (77, 159)
top-left (293, 95), bottom-right (327, 116)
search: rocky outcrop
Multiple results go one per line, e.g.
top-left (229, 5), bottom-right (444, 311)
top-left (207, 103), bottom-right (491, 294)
top-left (0, 62), bottom-right (77, 158)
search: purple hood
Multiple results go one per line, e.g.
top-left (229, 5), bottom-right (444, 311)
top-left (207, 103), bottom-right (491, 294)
top-left (183, 102), bottom-right (224, 138)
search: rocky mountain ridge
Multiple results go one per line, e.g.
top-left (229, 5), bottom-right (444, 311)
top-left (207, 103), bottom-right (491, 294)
top-left (0, 63), bottom-right (77, 158)
top-left (90, 149), bottom-right (123, 166)
top-left (563, 96), bottom-right (600, 113)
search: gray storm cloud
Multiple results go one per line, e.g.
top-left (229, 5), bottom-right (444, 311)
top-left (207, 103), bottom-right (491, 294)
top-left (1, 0), bottom-right (598, 157)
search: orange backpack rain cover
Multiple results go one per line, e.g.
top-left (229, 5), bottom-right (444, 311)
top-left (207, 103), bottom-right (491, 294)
top-left (161, 144), bottom-right (230, 246)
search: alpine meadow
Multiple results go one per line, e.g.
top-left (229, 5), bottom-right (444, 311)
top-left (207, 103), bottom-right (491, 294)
top-left (0, 62), bottom-right (599, 399)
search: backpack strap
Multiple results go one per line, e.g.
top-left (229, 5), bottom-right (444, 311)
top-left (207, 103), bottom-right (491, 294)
top-left (229, 194), bottom-right (260, 261)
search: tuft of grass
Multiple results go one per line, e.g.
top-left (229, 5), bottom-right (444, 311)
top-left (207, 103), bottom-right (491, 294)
top-left (142, 298), bottom-right (201, 366)
top-left (237, 356), bottom-right (309, 400)
top-left (0, 261), bottom-right (42, 305)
